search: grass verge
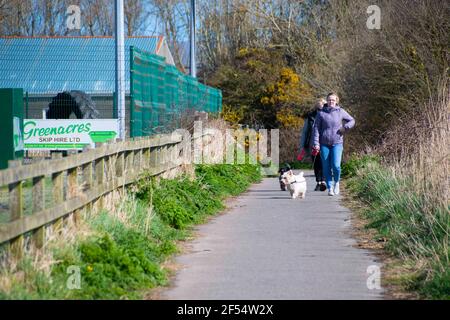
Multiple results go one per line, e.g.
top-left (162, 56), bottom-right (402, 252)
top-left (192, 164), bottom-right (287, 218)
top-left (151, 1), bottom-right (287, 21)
top-left (0, 164), bottom-right (261, 299)
top-left (342, 155), bottom-right (449, 299)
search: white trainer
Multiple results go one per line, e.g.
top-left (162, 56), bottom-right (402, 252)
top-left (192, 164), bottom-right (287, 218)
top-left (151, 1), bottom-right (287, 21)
top-left (328, 188), bottom-right (335, 196)
top-left (334, 182), bottom-right (340, 195)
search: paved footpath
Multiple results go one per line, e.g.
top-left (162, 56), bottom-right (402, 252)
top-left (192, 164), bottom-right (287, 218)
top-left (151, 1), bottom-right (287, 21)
top-left (162, 170), bottom-right (384, 300)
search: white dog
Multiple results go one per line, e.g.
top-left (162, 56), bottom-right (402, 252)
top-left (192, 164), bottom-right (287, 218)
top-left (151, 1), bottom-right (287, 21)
top-left (280, 170), bottom-right (307, 199)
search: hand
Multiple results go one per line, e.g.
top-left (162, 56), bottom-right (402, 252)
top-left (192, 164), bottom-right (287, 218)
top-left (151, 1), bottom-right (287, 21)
top-left (311, 146), bottom-right (320, 156)
top-left (337, 127), bottom-right (346, 135)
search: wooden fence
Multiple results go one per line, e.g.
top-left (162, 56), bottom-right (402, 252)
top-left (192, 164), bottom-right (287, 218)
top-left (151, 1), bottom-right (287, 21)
top-left (0, 132), bottom-right (196, 259)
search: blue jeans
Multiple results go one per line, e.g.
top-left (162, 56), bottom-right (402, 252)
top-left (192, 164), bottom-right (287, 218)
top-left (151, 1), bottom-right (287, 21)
top-left (320, 144), bottom-right (343, 190)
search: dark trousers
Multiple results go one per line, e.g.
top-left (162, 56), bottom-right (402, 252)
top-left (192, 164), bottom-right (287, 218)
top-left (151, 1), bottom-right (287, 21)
top-left (312, 155), bottom-right (324, 182)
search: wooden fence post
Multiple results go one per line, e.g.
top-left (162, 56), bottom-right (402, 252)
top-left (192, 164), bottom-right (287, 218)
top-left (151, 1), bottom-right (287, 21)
top-left (67, 167), bottom-right (78, 199)
top-left (114, 140), bottom-right (124, 182)
top-left (156, 140), bottom-right (162, 170)
top-left (95, 143), bottom-right (105, 211)
top-left (162, 143), bottom-right (168, 168)
top-left (149, 147), bottom-right (156, 168)
top-left (143, 147), bottom-right (150, 170)
top-left (134, 138), bottom-right (142, 176)
top-left (8, 160), bottom-right (24, 258)
top-left (116, 151), bottom-right (124, 178)
top-left (169, 143), bottom-right (175, 166)
top-left (81, 160), bottom-right (93, 216)
top-left (51, 153), bottom-right (64, 234)
top-left (126, 148), bottom-right (134, 178)
top-left (82, 163), bottom-right (92, 190)
top-left (107, 154), bottom-right (113, 184)
top-left (67, 166), bottom-right (79, 226)
top-left (32, 175), bottom-right (45, 248)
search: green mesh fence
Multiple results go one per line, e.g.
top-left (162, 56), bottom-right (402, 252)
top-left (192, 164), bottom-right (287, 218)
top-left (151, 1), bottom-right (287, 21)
top-left (130, 46), bottom-right (222, 137)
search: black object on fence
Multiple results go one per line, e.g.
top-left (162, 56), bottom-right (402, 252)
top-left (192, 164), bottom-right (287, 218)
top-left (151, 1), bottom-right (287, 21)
top-left (46, 91), bottom-right (100, 119)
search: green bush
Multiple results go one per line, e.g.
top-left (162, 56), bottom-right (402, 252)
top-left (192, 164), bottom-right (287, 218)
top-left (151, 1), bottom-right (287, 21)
top-left (136, 164), bottom-right (261, 229)
top-left (421, 262), bottom-right (450, 299)
top-left (341, 154), bottom-right (380, 178)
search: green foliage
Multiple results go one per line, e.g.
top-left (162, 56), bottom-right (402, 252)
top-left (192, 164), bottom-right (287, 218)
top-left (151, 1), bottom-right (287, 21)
top-left (341, 154), bottom-right (381, 178)
top-left (420, 263), bottom-right (450, 300)
top-left (211, 48), bottom-right (313, 128)
top-left (136, 164), bottom-right (261, 229)
top-left (0, 164), bottom-right (261, 299)
top-left (2, 210), bottom-right (172, 300)
top-left (136, 175), bottom-right (222, 229)
top-left (195, 164), bottom-right (262, 196)
top-left (345, 156), bottom-right (450, 299)
top-left (66, 233), bottom-right (165, 299)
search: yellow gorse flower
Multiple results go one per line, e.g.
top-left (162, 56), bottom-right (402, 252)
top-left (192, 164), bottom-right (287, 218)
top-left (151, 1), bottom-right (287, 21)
top-left (261, 67), bottom-right (312, 107)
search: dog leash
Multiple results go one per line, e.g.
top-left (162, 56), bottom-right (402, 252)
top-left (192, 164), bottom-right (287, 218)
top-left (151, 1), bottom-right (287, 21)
top-left (311, 151), bottom-right (319, 171)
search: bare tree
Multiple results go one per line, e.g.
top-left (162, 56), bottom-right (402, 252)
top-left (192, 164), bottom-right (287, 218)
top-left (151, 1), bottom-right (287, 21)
top-left (0, 0), bottom-right (78, 36)
top-left (81, 0), bottom-right (114, 36)
top-left (151, 0), bottom-right (189, 70)
top-left (125, 0), bottom-right (151, 36)
top-left (0, 0), bottom-right (34, 35)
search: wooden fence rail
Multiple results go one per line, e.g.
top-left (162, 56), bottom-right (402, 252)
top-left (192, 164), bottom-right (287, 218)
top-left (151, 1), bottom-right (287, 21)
top-left (0, 132), bottom-right (198, 258)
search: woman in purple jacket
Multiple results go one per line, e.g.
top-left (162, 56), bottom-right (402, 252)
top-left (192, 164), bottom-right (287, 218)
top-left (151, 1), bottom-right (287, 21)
top-left (312, 93), bottom-right (355, 196)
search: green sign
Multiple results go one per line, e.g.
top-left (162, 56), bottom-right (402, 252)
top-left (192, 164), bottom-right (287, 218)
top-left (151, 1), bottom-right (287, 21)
top-left (24, 119), bottom-right (120, 150)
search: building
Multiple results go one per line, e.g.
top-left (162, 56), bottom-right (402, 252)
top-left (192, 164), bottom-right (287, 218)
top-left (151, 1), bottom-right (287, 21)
top-left (0, 36), bottom-right (176, 120)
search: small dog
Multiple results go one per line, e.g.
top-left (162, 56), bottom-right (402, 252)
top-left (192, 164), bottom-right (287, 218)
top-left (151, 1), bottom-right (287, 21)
top-left (280, 170), bottom-right (307, 199)
top-left (278, 164), bottom-right (292, 191)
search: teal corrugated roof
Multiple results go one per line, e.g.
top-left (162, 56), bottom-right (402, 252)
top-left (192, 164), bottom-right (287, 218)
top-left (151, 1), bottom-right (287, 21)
top-left (0, 36), bottom-right (163, 94)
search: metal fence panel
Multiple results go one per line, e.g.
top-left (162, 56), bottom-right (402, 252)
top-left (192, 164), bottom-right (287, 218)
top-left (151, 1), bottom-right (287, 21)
top-left (130, 46), bottom-right (222, 137)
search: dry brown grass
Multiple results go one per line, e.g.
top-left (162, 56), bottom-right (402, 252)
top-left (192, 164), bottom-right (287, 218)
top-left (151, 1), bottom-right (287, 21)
top-left (341, 80), bottom-right (449, 298)
top-left (376, 79), bottom-right (449, 214)
top-left (341, 181), bottom-right (420, 300)
top-left (0, 212), bottom-right (93, 295)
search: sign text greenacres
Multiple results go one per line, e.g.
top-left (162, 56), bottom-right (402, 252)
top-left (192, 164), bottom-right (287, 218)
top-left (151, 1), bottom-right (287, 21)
top-left (24, 121), bottom-right (92, 139)
top-left (23, 119), bottom-right (119, 150)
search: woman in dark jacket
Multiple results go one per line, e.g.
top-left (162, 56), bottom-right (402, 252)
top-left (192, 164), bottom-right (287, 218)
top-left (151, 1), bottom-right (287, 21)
top-left (299, 98), bottom-right (326, 191)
